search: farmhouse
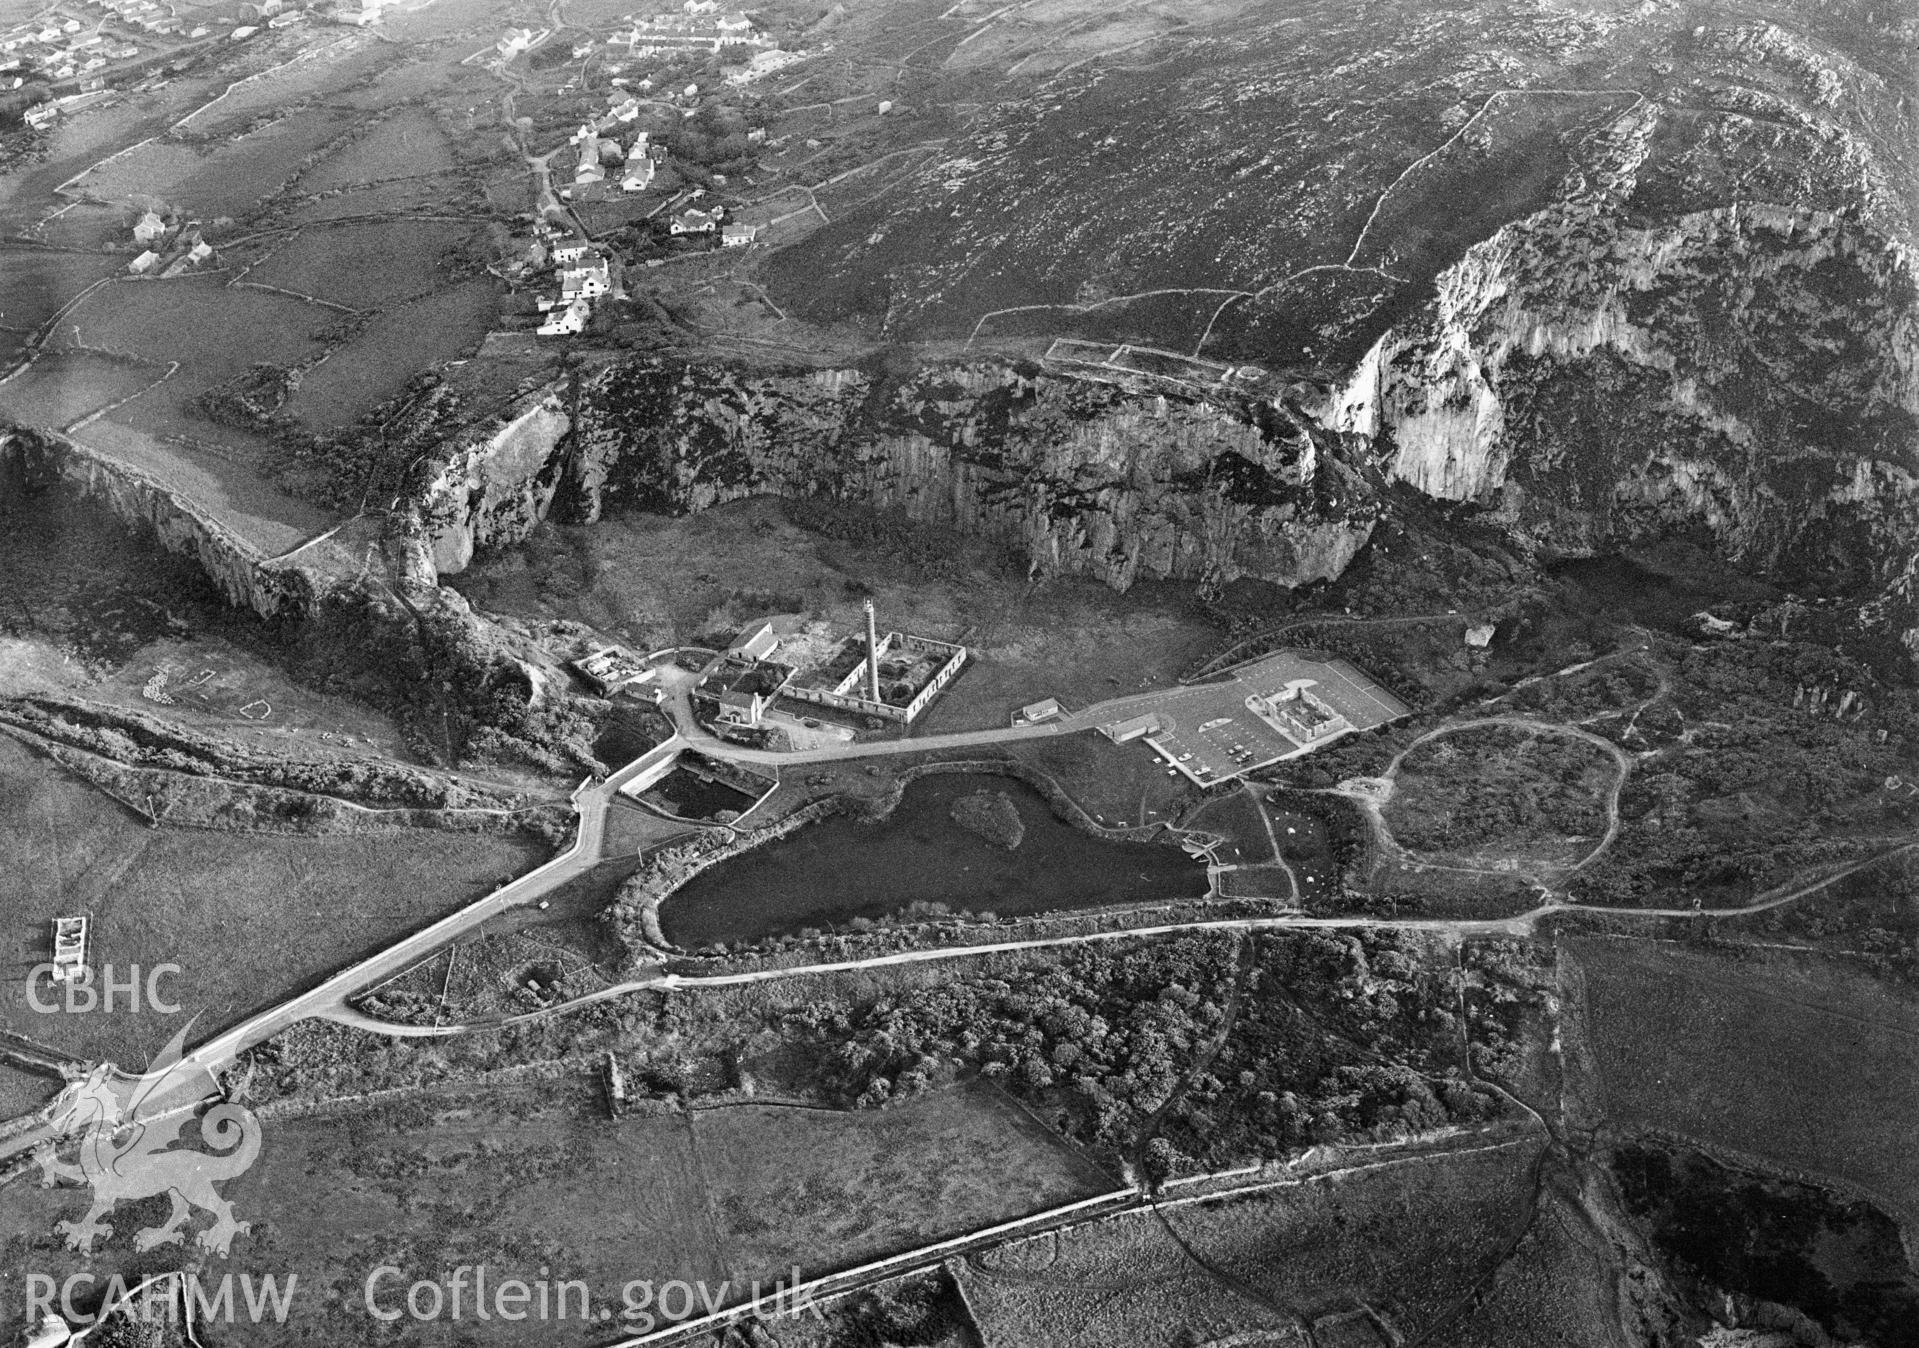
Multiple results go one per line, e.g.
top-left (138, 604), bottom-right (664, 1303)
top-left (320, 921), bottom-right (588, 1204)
top-left (132, 211), bottom-right (167, 245)
top-left (127, 249), bottom-right (159, 274)
top-left (719, 222), bottom-right (760, 248)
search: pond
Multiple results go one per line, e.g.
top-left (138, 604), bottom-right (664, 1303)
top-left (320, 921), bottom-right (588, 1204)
top-left (642, 765), bottom-right (760, 822)
top-left (659, 773), bottom-right (1210, 948)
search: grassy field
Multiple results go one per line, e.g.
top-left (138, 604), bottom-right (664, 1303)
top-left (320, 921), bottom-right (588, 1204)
top-left (24, 201), bottom-right (130, 254)
top-left (959, 1137), bottom-right (1542, 1346)
top-left (284, 281), bottom-right (499, 431)
top-left (0, 1077), bottom-right (725, 1347)
top-left (1423, 1188), bottom-right (1621, 1348)
top-left (0, 249), bottom-right (125, 364)
top-left (1007, 732), bottom-right (1197, 830)
top-left (75, 109), bottom-right (361, 221)
top-left (0, 352), bottom-right (159, 430)
top-left (957, 1203), bottom-right (1293, 1347)
top-left (1570, 935), bottom-right (1919, 1230)
top-left (68, 417), bottom-right (326, 556)
top-left (693, 1084), bottom-right (1116, 1282)
top-left (244, 219), bottom-right (479, 310)
top-left (180, 37), bottom-right (396, 137)
top-left (0, 1076), bottom-right (1113, 1345)
top-left (1187, 789), bottom-right (1277, 866)
top-left (293, 107), bottom-right (456, 193)
top-left (54, 276), bottom-right (335, 375)
top-left (283, 176), bottom-right (463, 223)
top-left (0, 736), bottom-right (541, 1066)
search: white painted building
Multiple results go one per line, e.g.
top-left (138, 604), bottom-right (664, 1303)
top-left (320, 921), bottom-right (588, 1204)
top-left (537, 298), bottom-right (590, 336)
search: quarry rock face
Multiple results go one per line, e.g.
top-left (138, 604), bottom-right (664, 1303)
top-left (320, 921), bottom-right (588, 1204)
top-left (417, 391), bottom-right (572, 576)
top-left (0, 428), bottom-right (315, 621)
top-left (416, 358), bottom-right (1379, 594)
top-left (1328, 177), bottom-right (1919, 617)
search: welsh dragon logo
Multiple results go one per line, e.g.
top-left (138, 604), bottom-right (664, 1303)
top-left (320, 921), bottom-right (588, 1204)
top-left (34, 1022), bottom-right (261, 1256)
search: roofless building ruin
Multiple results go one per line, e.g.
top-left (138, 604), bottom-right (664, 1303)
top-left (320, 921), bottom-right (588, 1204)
top-left (692, 605), bottom-right (967, 735)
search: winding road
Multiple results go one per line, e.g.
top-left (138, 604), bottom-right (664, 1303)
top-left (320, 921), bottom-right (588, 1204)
top-left (10, 652), bottom-right (1911, 1168)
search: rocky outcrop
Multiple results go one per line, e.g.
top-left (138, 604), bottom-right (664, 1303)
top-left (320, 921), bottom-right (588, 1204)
top-left (0, 426), bottom-right (571, 767)
top-left (1325, 119), bottom-right (1919, 638)
top-left (0, 427), bottom-right (315, 620)
top-left (413, 358), bottom-right (1378, 594)
top-left (416, 390), bottom-right (571, 575)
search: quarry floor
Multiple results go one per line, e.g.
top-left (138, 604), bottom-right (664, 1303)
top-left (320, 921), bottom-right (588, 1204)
top-left (446, 495), bottom-right (1223, 736)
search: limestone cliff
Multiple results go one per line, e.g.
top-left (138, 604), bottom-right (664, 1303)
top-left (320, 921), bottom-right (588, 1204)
top-left (0, 427), bottom-right (315, 620)
top-left (415, 359), bottom-right (1378, 595)
top-left (417, 390), bottom-right (571, 576)
top-left (1326, 113), bottom-right (1919, 636)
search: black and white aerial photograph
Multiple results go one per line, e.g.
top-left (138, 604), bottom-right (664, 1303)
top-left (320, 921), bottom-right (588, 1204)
top-left (0, 0), bottom-right (1915, 1343)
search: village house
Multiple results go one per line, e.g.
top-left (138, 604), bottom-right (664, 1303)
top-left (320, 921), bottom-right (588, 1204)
top-left (132, 210), bottom-right (167, 245)
top-left (537, 298), bottom-right (590, 337)
top-left (670, 208), bottom-right (719, 235)
top-left (621, 155), bottom-right (656, 193)
top-left (726, 47), bottom-right (799, 85)
top-left (719, 222), bottom-right (759, 248)
top-left (560, 264), bottom-right (610, 300)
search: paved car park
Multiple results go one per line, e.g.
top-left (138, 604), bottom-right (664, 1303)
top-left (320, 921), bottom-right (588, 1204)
top-left (1079, 651), bottom-right (1410, 786)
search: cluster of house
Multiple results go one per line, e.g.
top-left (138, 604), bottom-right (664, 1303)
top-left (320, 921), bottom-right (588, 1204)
top-left (668, 200), bottom-right (758, 248)
top-left (1, 15), bottom-right (144, 86)
top-left (613, 0), bottom-right (764, 56)
top-left (80, 0), bottom-right (179, 33)
top-left (535, 232), bottom-right (618, 336)
top-left (2, 0), bottom-right (355, 108)
top-left (126, 210), bottom-right (215, 277)
top-left (563, 111), bottom-right (663, 202)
